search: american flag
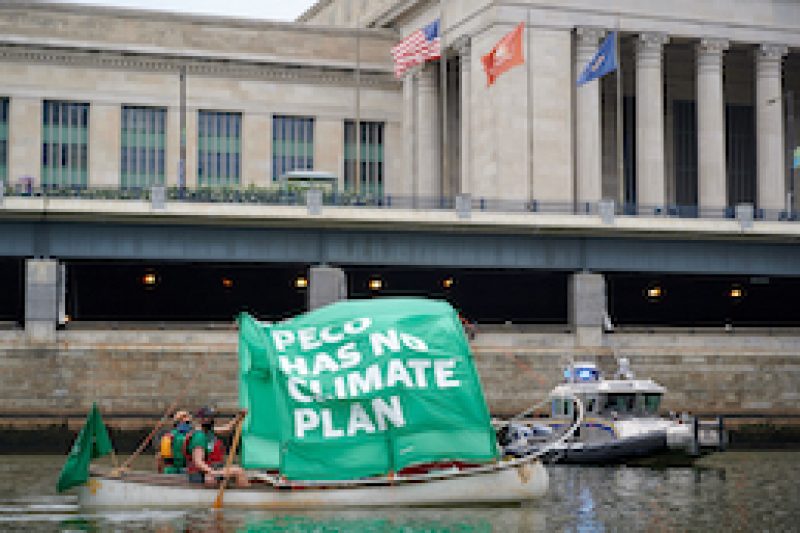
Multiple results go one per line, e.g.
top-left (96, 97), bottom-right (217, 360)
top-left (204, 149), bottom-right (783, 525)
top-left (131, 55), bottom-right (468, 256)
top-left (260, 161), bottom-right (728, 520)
top-left (390, 19), bottom-right (441, 78)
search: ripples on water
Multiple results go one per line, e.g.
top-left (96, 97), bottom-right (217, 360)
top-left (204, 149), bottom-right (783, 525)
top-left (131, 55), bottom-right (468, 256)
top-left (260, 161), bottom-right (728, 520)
top-left (1, 452), bottom-right (798, 532)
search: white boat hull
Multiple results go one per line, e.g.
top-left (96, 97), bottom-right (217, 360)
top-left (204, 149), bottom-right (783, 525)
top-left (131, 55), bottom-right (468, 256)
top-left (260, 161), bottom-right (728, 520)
top-left (78, 463), bottom-right (547, 509)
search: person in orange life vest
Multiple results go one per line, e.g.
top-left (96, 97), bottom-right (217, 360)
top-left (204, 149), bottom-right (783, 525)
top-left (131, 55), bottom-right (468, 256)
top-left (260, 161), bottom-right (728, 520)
top-left (156, 410), bottom-right (192, 473)
top-left (184, 406), bottom-right (249, 487)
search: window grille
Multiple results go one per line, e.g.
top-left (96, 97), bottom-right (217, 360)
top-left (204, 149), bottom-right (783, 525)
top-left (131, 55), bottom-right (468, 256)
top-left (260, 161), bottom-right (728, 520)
top-left (121, 106), bottom-right (166, 188)
top-left (42, 100), bottom-right (89, 188)
top-left (344, 120), bottom-right (384, 196)
top-left (198, 110), bottom-right (241, 186)
top-left (272, 115), bottom-right (314, 181)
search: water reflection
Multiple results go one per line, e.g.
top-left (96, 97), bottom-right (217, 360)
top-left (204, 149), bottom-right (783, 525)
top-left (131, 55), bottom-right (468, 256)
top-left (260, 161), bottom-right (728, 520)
top-left (0, 453), bottom-right (798, 532)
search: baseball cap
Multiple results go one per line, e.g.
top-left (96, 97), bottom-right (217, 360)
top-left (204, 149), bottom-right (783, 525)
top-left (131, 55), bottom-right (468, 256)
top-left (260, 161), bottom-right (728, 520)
top-left (195, 406), bottom-right (216, 419)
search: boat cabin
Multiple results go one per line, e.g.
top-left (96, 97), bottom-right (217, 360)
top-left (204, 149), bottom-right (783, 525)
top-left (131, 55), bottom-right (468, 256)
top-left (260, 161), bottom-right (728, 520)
top-left (549, 362), bottom-right (666, 420)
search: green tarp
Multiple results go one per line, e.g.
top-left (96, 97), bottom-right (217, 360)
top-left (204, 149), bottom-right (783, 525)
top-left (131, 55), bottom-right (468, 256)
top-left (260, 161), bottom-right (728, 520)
top-left (238, 298), bottom-right (498, 480)
top-left (56, 403), bottom-right (114, 492)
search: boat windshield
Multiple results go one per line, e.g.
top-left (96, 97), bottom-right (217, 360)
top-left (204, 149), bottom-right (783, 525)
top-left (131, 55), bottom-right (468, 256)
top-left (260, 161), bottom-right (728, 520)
top-left (644, 393), bottom-right (662, 414)
top-left (603, 393), bottom-right (662, 415)
top-left (605, 393), bottom-right (636, 413)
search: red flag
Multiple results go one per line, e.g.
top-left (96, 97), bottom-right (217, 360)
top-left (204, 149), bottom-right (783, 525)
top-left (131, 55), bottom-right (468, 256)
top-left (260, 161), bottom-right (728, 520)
top-left (481, 22), bottom-right (525, 86)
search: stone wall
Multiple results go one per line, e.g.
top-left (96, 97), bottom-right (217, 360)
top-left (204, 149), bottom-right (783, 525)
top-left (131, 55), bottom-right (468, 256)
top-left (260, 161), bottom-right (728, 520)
top-left (1, 329), bottom-right (799, 422)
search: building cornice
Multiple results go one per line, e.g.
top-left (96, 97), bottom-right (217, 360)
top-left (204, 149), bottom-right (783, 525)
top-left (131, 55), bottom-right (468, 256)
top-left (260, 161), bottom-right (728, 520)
top-left (10, 0), bottom-right (397, 38)
top-left (0, 44), bottom-right (400, 89)
top-left (369, 0), bottom-right (427, 28)
top-left (297, 0), bottom-right (335, 23)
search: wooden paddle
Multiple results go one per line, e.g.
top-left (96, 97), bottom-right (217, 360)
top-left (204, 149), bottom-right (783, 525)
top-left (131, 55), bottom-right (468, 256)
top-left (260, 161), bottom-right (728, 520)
top-left (212, 412), bottom-right (246, 509)
top-left (111, 400), bottom-right (179, 477)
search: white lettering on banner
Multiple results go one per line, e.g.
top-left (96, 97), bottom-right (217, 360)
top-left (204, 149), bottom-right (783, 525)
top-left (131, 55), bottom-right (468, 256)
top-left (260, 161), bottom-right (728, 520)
top-left (348, 364), bottom-right (383, 397)
top-left (334, 376), bottom-right (347, 398)
top-left (337, 343), bottom-right (361, 369)
top-left (295, 408), bottom-right (320, 438)
top-left (343, 317), bottom-right (372, 335)
top-left (321, 409), bottom-right (344, 438)
top-left (370, 329), bottom-right (401, 357)
top-left (312, 352), bottom-right (339, 375)
top-left (320, 326), bottom-right (344, 343)
top-left (373, 396), bottom-right (406, 430)
top-left (400, 333), bottom-right (428, 352)
top-left (370, 329), bottom-right (429, 357)
top-left (347, 403), bottom-right (376, 435)
top-left (272, 330), bottom-right (295, 352)
top-left (386, 358), bottom-right (414, 388)
top-left (298, 327), bottom-right (323, 351)
top-left (288, 377), bottom-right (313, 403)
top-left (279, 356), bottom-right (309, 376)
top-left (434, 359), bottom-right (460, 388)
top-left (407, 359), bottom-right (432, 388)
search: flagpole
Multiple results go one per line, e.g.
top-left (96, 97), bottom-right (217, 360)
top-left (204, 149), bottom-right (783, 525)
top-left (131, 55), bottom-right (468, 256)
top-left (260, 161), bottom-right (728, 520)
top-left (526, 10), bottom-right (533, 205)
top-left (615, 26), bottom-right (624, 211)
top-left (355, 14), bottom-right (361, 197)
top-left (440, 1), bottom-right (448, 202)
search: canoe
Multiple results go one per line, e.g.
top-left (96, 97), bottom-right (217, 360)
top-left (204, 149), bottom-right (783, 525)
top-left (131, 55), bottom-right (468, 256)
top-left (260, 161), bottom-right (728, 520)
top-left (78, 461), bottom-right (548, 508)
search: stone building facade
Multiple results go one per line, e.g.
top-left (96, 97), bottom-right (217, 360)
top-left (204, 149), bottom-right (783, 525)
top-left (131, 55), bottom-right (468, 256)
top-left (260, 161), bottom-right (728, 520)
top-left (1, 1), bottom-right (800, 421)
top-left (305, 0), bottom-right (800, 215)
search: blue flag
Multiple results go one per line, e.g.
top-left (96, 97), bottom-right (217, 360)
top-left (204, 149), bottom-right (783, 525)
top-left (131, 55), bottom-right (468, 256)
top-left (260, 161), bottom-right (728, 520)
top-left (577, 32), bottom-right (618, 86)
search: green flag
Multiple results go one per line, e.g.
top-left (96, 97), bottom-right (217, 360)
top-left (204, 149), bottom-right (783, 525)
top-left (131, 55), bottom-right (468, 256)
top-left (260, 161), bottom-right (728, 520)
top-left (239, 298), bottom-right (498, 480)
top-left (56, 403), bottom-right (114, 492)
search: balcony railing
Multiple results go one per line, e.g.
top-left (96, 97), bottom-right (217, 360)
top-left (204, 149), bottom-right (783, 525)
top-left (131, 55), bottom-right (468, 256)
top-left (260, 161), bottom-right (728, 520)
top-left (1, 183), bottom-right (798, 222)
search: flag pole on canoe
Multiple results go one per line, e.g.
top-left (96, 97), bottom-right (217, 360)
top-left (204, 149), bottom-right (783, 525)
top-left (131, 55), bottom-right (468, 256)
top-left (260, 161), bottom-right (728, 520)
top-left (56, 403), bottom-right (115, 493)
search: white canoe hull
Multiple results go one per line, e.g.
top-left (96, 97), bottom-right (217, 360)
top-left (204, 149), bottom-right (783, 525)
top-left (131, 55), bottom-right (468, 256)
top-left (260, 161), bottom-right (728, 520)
top-left (78, 463), bottom-right (547, 509)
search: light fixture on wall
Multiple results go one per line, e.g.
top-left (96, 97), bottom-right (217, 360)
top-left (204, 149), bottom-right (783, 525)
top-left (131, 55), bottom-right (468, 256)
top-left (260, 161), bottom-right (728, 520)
top-left (645, 283), bottom-right (663, 302)
top-left (221, 277), bottom-right (234, 289)
top-left (294, 276), bottom-right (309, 289)
top-left (729, 285), bottom-right (745, 300)
top-left (368, 278), bottom-right (383, 291)
top-left (442, 277), bottom-right (455, 289)
top-left (141, 271), bottom-right (158, 287)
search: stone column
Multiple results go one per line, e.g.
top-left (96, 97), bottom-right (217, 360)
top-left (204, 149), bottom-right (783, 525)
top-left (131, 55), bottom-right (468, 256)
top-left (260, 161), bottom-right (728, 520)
top-left (242, 112), bottom-right (270, 187)
top-left (697, 38), bottom-right (729, 212)
top-left (756, 44), bottom-right (788, 214)
top-left (417, 63), bottom-right (440, 198)
top-left (575, 27), bottom-right (605, 207)
top-left (8, 98), bottom-right (41, 187)
top-left (569, 272), bottom-right (607, 347)
top-left (25, 258), bottom-right (60, 342)
top-left (89, 102), bottom-right (121, 187)
top-left (636, 32), bottom-right (670, 212)
top-left (394, 71), bottom-right (417, 198)
top-left (456, 38), bottom-right (472, 195)
top-left (308, 266), bottom-right (347, 311)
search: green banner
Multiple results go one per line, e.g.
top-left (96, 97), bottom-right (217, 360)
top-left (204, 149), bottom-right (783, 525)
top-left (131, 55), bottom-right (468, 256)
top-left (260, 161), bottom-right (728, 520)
top-left (56, 403), bottom-right (113, 492)
top-left (239, 298), bottom-right (498, 480)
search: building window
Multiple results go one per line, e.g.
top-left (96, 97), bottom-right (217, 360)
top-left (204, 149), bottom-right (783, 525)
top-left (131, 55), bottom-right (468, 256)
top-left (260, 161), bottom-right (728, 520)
top-left (198, 110), bottom-right (241, 187)
top-left (42, 100), bottom-right (89, 188)
top-left (121, 106), bottom-right (166, 189)
top-left (272, 115), bottom-right (314, 181)
top-left (0, 98), bottom-right (7, 184)
top-left (344, 120), bottom-right (384, 195)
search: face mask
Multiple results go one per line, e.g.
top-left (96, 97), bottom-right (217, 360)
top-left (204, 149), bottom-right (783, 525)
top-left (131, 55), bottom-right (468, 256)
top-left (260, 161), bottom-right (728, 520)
top-left (176, 421), bottom-right (192, 433)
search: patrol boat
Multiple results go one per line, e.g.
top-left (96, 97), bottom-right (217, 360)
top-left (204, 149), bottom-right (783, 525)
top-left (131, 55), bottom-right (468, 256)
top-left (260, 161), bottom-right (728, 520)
top-left (77, 299), bottom-right (577, 508)
top-left (502, 360), bottom-right (695, 464)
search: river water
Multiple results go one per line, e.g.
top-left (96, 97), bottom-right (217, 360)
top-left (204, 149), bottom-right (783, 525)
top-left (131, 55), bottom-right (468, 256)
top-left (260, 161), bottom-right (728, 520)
top-left (1, 452), bottom-right (798, 532)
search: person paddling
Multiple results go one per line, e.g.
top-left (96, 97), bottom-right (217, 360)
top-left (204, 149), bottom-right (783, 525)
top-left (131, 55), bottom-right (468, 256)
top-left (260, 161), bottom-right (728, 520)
top-left (184, 406), bottom-right (248, 487)
top-left (156, 410), bottom-right (192, 474)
